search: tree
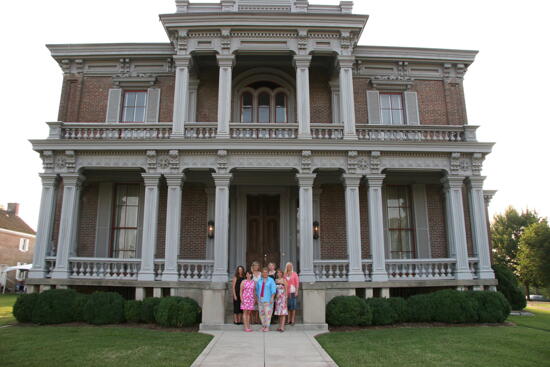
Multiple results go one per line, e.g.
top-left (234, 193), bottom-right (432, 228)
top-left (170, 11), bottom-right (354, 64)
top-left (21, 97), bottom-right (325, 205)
top-left (517, 220), bottom-right (550, 299)
top-left (491, 207), bottom-right (539, 272)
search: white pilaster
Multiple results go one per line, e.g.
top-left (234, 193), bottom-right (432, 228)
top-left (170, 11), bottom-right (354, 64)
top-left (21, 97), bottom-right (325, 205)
top-left (467, 176), bottom-right (495, 280)
top-left (138, 174), bottom-right (161, 281)
top-left (211, 173), bottom-right (232, 282)
top-left (172, 55), bottom-right (191, 137)
top-left (297, 173), bottom-right (316, 282)
top-left (216, 55), bottom-right (235, 139)
top-left (342, 174), bottom-right (365, 281)
top-left (52, 173), bottom-right (84, 279)
top-left (162, 174), bottom-right (185, 281)
top-left (29, 174), bottom-right (58, 279)
top-left (366, 174), bottom-right (388, 281)
top-left (442, 176), bottom-right (473, 280)
top-left (294, 55), bottom-right (312, 139)
top-left (337, 56), bottom-right (357, 140)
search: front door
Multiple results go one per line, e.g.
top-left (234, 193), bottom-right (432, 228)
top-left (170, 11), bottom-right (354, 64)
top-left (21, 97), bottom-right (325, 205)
top-left (246, 194), bottom-right (280, 268)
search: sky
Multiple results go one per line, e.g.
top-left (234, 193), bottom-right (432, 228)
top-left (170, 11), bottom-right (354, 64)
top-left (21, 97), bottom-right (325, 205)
top-left (0, 0), bottom-right (549, 229)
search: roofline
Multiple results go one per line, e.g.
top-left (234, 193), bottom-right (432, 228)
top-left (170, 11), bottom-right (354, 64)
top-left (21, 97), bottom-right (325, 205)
top-left (354, 45), bottom-right (478, 64)
top-left (0, 227), bottom-right (36, 238)
top-left (46, 43), bottom-right (175, 59)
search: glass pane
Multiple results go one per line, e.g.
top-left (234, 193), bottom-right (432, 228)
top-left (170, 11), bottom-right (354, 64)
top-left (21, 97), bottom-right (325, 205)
top-left (134, 106), bottom-right (145, 122)
top-left (122, 107), bottom-right (134, 122)
top-left (136, 92), bottom-right (146, 107)
top-left (275, 93), bottom-right (286, 107)
top-left (399, 207), bottom-right (410, 228)
top-left (125, 206), bottom-right (139, 227)
top-left (392, 110), bottom-right (403, 125)
top-left (391, 94), bottom-right (402, 109)
top-left (113, 230), bottom-right (125, 256)
top-left (242, 92), bottom-right (253, 106)
top-left (275, 93), bottom-right (286, 123)
top-left (380, 94), bottom-right (391, 109)
top-left (386, 187), bottom-right (399, 207)
top-left (258, 106), bottom-right (270, 123)
top-left (381, 109), bottom-right (392, 124)
top-left (124, 92), bottom-right (136, 107)
top-left (124, 229), bottom-right (137, 258)
top-left (402, 231), bottom-right (412, 253)
top-left (242, 107), bottom-right (252, 123)
top-left (387, 208), bottom-right (401, 228)
top-left (390, 230), bottom-right (401, 253)
top-left (126, 185), bottom-right (140, 205)
top-left (258, 93), bottom-right (270, 106)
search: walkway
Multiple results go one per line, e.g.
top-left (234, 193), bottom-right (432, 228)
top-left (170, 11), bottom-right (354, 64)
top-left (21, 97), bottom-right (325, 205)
top-left (191, 329), bottom-right (338, 367)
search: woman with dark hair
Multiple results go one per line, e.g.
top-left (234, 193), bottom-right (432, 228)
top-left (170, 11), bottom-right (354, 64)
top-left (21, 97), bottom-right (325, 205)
top-left (240, 270), bottom-right (255, 332)
top-left (232, 265), bottom-right (245, 324)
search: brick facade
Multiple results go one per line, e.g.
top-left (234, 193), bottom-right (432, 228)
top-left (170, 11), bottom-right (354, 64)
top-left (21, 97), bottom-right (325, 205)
top-left (180, 183), bottom-right (208, 259)
top-left (359, 182), bottom-right (371, 258)
top-left (156, 179), bottom-right (168, 259)
top-left (51, 180), bottom-right (64, 250)
top-left (77, 183), bottom-right (99, 257)
top-left (413, 80), bottom-right (449, 125)
top-left (462, 185), bottom-right (475, 257)
top-left (426, 184), bottom-right (448, 258)
top-left (353, 77), bottom-right (369, 123)
top-left (157, 76), bottom-right (175, 123)
top-left (0, 232), bottom-right (35, 290)
top-left (196, 69), bottom-right (219, 122)
top-left (319, 184), bottom-right (347, 259)
top-left (309, 69), bottom-right (332, 123)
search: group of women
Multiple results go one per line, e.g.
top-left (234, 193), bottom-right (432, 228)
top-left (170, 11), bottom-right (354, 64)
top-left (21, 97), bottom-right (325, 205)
top-left (231, 261), bottom-right (299, 332)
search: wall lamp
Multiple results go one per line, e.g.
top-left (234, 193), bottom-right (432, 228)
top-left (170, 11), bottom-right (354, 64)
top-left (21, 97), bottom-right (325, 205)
top-left (207, 220), bottom-right (215, 239)
top-left (313, 221), bottom-right (320, 240)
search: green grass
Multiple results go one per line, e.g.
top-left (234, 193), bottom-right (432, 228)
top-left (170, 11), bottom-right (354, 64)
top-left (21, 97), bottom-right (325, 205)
top-left (0, 295), bottom-right (17, 325)
top-left (317, 307), bottom-right (550, 367)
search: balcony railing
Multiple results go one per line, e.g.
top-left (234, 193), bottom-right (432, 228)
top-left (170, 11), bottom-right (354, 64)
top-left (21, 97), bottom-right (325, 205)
top-left (49, 122), bottom-right (172, 140)
top-left (68, 257), bottom-right (141, 280)
top-left (178, 260), bottom-right (214, 281)
top-left (313, 260), bottom-right (349, 281)
top-left (230, 123), bottom-right (299, 139)
top-left (356, 124), bottom-right (476, 142)
top-left (469, 257), bottom-right (480, 279)
top-left (44, 256), bottom-right (56, 278)
top-left (386, 258), bottom-right (457, 280)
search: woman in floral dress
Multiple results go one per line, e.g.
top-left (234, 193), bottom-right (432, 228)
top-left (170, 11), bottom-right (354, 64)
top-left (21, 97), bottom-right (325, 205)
top-left (274, 269), bottom-right (289, 332)
top-left (240, 270), bottom-right (256, 332)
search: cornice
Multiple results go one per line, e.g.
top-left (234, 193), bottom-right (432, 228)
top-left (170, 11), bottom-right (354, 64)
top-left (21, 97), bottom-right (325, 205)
top-left (46, 43), bottom-right (175, 59)
top-left (353, 45), bottom-right (478, 64)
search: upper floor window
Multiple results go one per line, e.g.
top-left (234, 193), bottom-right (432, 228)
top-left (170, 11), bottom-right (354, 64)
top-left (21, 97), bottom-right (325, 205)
top-left (19, 238), bottom-right (29, 252)
top-left (380, 93), bottom-right (404, 125)
top-left (122, 91), bottom-right (147, 123)
top-left (112, 184), bottom-right (140, 259)
top-left (386, 185), bottom-right (415, 259)
top-left (239, 82), bottom-right (288, 123)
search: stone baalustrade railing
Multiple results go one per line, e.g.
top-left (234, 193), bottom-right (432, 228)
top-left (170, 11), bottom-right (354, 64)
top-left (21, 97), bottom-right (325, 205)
top-left (154, 259), bottom-right (214, 281)
top-left (230, 123), bottom-right (299, 139)
top-left (49, 122), bottom-right (173, 140)
top-left (313, 260), bottom-right (349, 281)
top-left (469, 258), bottom-right (480, 279)
top-left (385, 258), bottom-right (457, 280)
top-left (44, 256), bottom-right (56, 278)
top-left (68, 257), bottom-right (141, 280)
top-left (356, 124), bottom-right (477, 142)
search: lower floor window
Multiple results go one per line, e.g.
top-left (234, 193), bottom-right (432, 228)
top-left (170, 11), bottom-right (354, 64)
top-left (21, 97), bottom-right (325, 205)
top-left (112, 184), bottom-right (140, 258)
top-left (386, 185), bottom-right (415, 259)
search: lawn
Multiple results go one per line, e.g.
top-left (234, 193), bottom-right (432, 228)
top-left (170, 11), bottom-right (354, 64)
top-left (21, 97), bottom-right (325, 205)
top-left (0, 294), bottom-right (17, 325)
top-left (317, 306), bottom-right (550, 367)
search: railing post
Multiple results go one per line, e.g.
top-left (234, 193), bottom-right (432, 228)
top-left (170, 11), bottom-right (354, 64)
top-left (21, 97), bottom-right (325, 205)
top-left (294, 55), bottom-right (312, 139)
top-left (163, 174), bottom-right (185, 281)
top-left (342, 174), bottom-right (365, 281)
top-left (297, 173), bottom-right (317, 282)
top-left (138, 174), bottom-right (161, 281)
top-left (366, 174), bottom-right (388, 282)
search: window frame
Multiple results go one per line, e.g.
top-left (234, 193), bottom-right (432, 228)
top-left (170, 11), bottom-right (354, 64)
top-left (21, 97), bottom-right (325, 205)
top-left (19, 238), bottom-right (29, 252)
top-left (121, 90), bottom-right (148, 123)
top-left (238, 85), bottom-right (289, 124)
top-left (109, 183), bottom-right (142, 259)
top-left (379, 92), bottom-right (405, 125)
top-left (385, 184), bottom-right (417, 259)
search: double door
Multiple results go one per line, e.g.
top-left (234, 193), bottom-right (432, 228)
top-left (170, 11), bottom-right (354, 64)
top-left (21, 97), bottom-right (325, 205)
top-left (246, 194), bottom-right (280, 268)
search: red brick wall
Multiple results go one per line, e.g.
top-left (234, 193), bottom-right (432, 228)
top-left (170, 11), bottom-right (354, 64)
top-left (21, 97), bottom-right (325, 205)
top-left (77, 76), bottom-right (112, 122)
top-left (320, 184), bottom-right (347, 259)
top-left (0, 232), bottom-right (35, 290)
top-left (359, 182), bottom-right (370, 258)
top-left (445, 82), bottom-right (467, 125)
top-left (157, 76), bottom-right (175, 123)
top-left (180, 184), bottom-right (208, 259)
top-left (412, 80), bottom-right (449, 125)
top-left (197, 71), bottom-right (218, 122)
top-left (426, 184), bottom-right (448, 258)
top-left (77, 183), bottom-right (99, 257)
top-left (156, 181), bottom-right (167, 258)
top-left (58, 75), bottom-right (84, 122)
top-left (462, 186), bottom-right (474, 257)
top-left (51, 180), bottom-right (64, 249)
top-left (309, 69), bottom-right (332, 123)
top-left (353, 77), bottom-right (369, 123)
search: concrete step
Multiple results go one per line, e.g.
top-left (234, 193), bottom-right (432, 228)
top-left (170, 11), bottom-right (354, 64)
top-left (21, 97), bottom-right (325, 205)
top-left (199, 323), bottom-right (328, 332)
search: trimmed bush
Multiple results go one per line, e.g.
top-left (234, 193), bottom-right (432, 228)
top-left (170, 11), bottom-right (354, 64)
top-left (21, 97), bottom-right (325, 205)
top-left (83, 292), bottom-right (125, 325)
top-left (72, 293), bottom-right (89, 322)
top-left (365, 298), bottom-right (398, 325)
top-left (141, 297), bottom-right (161, 323)
top-left (493, 264), bottom-right (527, 310)
top-left (468, 291), bottom-right (511, 323)
top-left (12, 293), bottom-right (39, 323)
top-left (387, 297), bottom-right (407, 323)
top-left (155, 297), bottom-right (201, 327)
top-left (406, 293), bottom-right (435, 322)
top-left (32, 289), bottom-right (77, 324)
top-left (124, 300), bottom-right (143, 323)
top-left (430, 290), bottom-right (478, 324)
top-left (326, 296), bottom-right (372, 326)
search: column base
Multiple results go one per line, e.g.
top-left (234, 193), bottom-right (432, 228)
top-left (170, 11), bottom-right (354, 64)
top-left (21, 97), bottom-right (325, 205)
top-left (138, 271), bottom-right (156, 282)
top-left (201, 289), bottom-right (225, 325)
top-left (170, 133), bottom-right (185, 138)
top-left (211, 272), bottom-right (229, 283)
top-left (302, 289), bottom-right (326, 324)
top-left (298, 132), bottom-right (312, 139)
top-left (299, 272), bottom-right (316, 283)
top-left (161, 271), bottom-right (179, 282)
top-left (472, 285), bottom-right (484, 291)
top-left (364, 288), bottom-right (374, 299)
top-left (51, 269), bottom-right (69, 280)
top-left (216, 132), bottom-right (230, 139)
top-left (343, 133), bottom-right (358, 141)
top-left (28, 269), bottom-right (46, 279)
top-left (371, 271), bottom-right (388, 282)
top-left (153, 288), bottom-right (162, 298)
top-left (455, 269), bottom-right (474, 280)
top-left (381, 288), bottom-right (390, 298)
top-left (40, 285), bottom-right (52, 293)
top-left (478, 268), bottom-right (495, 280)
top-left (135, 287), bottom-right (145, 301)
top-left (348, 271), bottom-right (366, 282)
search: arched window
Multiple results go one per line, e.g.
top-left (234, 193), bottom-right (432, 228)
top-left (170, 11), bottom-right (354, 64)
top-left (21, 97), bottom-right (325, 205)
top-left (241, 92), bottom-right (253, 123)
top-left (275, 92), bottom-right (287, 123)
top-left (258, 92), bottom-right (271, 123)
top-left (238, 81), bottom-right (291, 123)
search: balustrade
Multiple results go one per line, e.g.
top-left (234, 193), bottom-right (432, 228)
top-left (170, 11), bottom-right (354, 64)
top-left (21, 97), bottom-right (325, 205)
top-left (177, 260), bottom-right (214, 281)
top-left (229, 123), bottom-right (298, 139)
top-left (313, 260), bottom-right (349, 281)
top-left (356, 125), bottom-right (467, 142)
top-left (385, 259), bottom-right (457, 280)
top-left (68, 258), bottom-right (141, 280)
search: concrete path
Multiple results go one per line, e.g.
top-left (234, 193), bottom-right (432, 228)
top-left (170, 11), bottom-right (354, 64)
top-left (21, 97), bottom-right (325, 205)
top-left (191, 329), bottom-right (337, 367)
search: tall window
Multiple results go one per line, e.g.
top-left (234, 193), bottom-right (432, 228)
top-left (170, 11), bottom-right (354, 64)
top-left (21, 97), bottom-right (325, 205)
top-left (239, 83), bottom-right (288, 123)
top-left (19, 238), bottom-right (29, 252)
top-left (386, 185), bottom-right (415, 259)
top-left (258, 92), bottom-right (271, 123)
top-left (122, 91), bottom-right (147, 123)
top-left (380, 93), bottom-right (404, 125)
top-left (112, 184), bottom-right (140, 258)
top-left (275, 93), bottom-right (287, 123)
top-left (241, 92), bottom-right (253, 123)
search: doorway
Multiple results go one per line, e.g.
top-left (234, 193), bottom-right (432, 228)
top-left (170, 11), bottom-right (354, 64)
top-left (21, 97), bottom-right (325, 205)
top-left (246, 195), bottom-right (280, 268)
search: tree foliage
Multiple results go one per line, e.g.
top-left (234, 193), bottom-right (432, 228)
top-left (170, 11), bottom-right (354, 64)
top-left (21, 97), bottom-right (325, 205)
top-left (517, 220), bottom-right (550, 289)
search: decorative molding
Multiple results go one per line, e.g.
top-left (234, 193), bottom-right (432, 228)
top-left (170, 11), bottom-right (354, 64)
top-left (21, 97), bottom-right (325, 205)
top-left (301, 150), bottom-right (312, 173)
top-left (347, 151), bottom-right (358, 174)
top-left (146, 150), bottom-right (157, 172)
top-left (216, 150), bottom-right (228, 173)
top-left (370, 151), bottom-right (381, 174)
top-left (471, 153), bottom-right (484, 176)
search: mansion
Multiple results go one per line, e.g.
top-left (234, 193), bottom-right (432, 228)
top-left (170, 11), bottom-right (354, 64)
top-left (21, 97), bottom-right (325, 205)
top-left (28, 0), bottom-right (497, 328)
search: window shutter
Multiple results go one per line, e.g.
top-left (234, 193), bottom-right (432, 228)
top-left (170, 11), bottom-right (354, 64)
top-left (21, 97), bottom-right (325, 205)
top-left (404, 91), bottom-right (420, 125)
top-left (105, 88), bottom-right (122, 122)
top-left (145, 88), bottom-right (161, 123)
top-left (366, 90), bottom-right (381, 124)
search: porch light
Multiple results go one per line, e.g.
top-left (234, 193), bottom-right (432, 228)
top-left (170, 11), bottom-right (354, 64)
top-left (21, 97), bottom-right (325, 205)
top-left (313, 221), bottom-right (320, 240)
top-left (207, 220), bottom-right (215, 239)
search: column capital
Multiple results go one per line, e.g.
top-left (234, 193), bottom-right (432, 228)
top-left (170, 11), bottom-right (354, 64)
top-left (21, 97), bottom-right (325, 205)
top-left (483, 190), bottom-right (497, 206)
top-left (164, 173), bottom-right (185, 187)
top-left (39, 173), bottom-right (58, 187)
top-left (293, 55), bottom-right (312, 69)
top-left (296, 173), bottom-right (317, 187)
top-left (441, 175), bottom-right (465, 189)
top-left (466, 176), bottom-right (486, 189)
top-left (216, 54), bottom-right (235, 68)
top-left (365, 174), bottom-right (385, 188)
top-left (212, 173), bottom-right (232, 186)
top-left (141, 173), bottom-right (162, 186)
top-left (341, 173), bottom-right (363, 187)
top-left (173, 55), bottom-right (192, 67)
top-left (60, 173), bottom-right (85, 187)
top-left (336, 55), bottom-right (355, 69)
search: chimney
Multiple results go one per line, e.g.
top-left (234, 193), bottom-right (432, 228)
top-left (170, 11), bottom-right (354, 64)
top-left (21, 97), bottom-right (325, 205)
top-left (7, 203), bottom-right (19, 216)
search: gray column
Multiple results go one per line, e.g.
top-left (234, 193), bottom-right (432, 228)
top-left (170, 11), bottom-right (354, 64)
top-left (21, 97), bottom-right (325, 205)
top-left (52, 173), bottom-right (84, 279)
top-left (29, 174), bottom-right (58, 279)
top-left (216, 55), bottom-right (235, 139)
top-left (342, 174), bottom-right (365, 281)
top-left (467, 177), bottom-right (495, 279)
top-left (337, 56), bottom-right (358, 140)
top-left (366, 174), bottom-right (388, 281)
top-left (162, 174), bottom-right (185, 281)
top-left (138, 174), bottom-right (161, 281)
top-left (211, 173), bottom-right (232, 282)
top-left (297, 173), bottom-right (316, 282)
top-left (442, 175), bottom-right (473, 280)
top-left (172, 55), bottom-right (191, 137)
top-left (294, 56), bottom-right (312, 139)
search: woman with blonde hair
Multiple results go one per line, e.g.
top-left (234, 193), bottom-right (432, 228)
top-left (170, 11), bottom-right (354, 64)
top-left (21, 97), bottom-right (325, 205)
top-left (284, 262), bottom-right (300, 325)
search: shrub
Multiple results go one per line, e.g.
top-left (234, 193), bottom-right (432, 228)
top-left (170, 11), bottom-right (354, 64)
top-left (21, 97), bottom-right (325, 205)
top-left (141, 297), bottom-right (161, 323)
top-left (124, 300), bottom-right (143, 323)
top-left (12, 293), bottom-right (39, 323)
top-left (72, 293), bottom-right (89, 322)
top-left (387, 297), bottom-right (407, 323)
top-left (83, 292), bottom-right (125, 325)
top-left (365, 298), bottom-right (398, 325)
top-left (468, 291), bottom-right (511, 323)
top-left (155, 297), bottom-right (201, 327)
top-left (429, 289), bottom-right (478, 324)
top-left (493, 264), bottom-right (527, 310)
top-left (326, 296), bottom-right (372, 326)
top-left (32, 289), bottom-right (77, 324)
top-left (406, 293), bottom-right (435, 322)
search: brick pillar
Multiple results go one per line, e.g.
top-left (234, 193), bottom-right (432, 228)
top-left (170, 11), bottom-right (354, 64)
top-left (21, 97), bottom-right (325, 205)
top-left (294, 55), bottom-right (312, 139)
top-left (172, 55), bottom-right (191, 137)
top-left (162, 174), bottom-right (185, 281)
top-left (211, 173), bottom-right (232, 282)
top-left (138, 174), bottom-right (161, 281)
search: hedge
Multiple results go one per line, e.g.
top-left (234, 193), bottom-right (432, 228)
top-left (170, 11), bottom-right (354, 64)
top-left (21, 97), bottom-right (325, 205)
top-left (429, 289), bottom-right (478, 324)
top-left (406, 293), bottom-right (435, 322)
top-left (493, 264), bottom-right (527, 310)
top-left (387, 297), bottom-right (407, 323)
top-left (12, 293), bottom-right (39, 323)
top-left (326, 296), bottom-right (372, 326)
top-left (31, 289), bottom-right (77, 324)
top-left (83, 292), bottom-right (125, 325)
top-left (124, 300), bottom-right (143, 323)
top-left (155, 296), bottom-right (201, 327)
top-left (141, 297), bottom-right (162, 323)
top-left (365, 298), bottom-right (399, 325)
top-left (469, 291), bottom-right (511, 323)
top-left (72, 293), bottom-right (89, 322)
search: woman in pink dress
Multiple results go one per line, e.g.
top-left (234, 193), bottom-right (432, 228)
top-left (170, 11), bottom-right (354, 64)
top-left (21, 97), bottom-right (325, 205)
top-left (274, 269), bottom-right (289, 332)
top-left (240, 270), bottom-right (256, 332)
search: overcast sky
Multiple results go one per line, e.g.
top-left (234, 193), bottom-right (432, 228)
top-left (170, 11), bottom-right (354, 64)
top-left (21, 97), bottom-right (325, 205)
top-left (0, 0), bottom-right (548, 229)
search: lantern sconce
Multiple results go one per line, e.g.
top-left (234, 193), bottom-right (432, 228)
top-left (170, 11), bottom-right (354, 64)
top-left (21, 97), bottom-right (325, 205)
top-left (313, 221), bottom-right (320, 240)
top-left (207, 220), bottom-right (215, 239)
